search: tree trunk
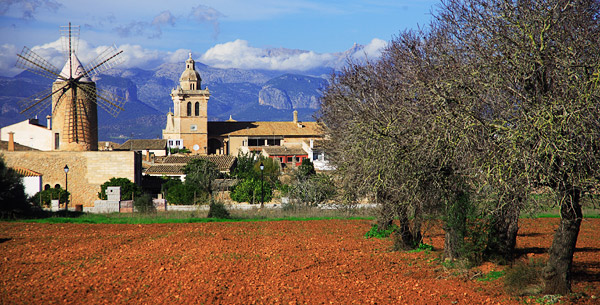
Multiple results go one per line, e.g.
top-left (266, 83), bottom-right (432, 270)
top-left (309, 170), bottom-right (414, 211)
top-left (393, 205), bottom-right (422, 250)
top-left (376, 191), bottom-right (395, 231)
top-left (487, 198), bottom-right (521, 262)
top-left (543, 187), bottom-right (582, 295)
top-left (443, 191), bottom-right (468, 260)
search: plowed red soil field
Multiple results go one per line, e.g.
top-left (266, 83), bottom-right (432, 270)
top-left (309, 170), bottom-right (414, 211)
top-left (0, 218), bottom-right (598, 304)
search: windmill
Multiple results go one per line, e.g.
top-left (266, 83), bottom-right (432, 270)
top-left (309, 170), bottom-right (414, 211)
top-left (15, 22), bottom-right (126, 151)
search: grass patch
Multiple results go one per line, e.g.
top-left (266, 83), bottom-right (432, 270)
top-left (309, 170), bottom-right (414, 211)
top-left (407, 243), bottom-right (434, 253)
top-left (15, 206), bottom-right (376, 224)
top-left (477, 270), bottom-right (505, 282)
top-left (364, 224), bottom-right (398, 239)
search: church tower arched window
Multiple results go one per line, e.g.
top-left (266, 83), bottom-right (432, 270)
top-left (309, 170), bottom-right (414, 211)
top-left (195, 102), bottom-right (199, 116)
top-left (186, 102), bottom-right (192, 116)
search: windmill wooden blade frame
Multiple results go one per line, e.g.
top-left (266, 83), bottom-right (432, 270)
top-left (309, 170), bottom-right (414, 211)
top-left (16, 46), bottom-right (63, 80)
top-left (18, 83), bottom-right (69, 117)
top-left (85, 46), bottom-right (124, 78)
top-left (78, 85), bottom-right (126, 118)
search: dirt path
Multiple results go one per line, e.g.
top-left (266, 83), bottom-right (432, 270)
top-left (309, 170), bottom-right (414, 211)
top-left (0, 219), bottom-right (598, 304)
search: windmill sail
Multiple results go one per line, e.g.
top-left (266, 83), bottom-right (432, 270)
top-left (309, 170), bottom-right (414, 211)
top-left (15, 22), bottom-right (126, 151)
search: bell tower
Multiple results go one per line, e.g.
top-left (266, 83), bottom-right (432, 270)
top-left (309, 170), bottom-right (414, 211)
top-left (162, 53), bottom-right (210, 154)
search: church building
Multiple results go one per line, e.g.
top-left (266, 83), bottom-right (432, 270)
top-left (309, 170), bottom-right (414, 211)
top-left (162, 53), bottom-right (210, 154)
top-left (162, 53), bottom-right (324, 169)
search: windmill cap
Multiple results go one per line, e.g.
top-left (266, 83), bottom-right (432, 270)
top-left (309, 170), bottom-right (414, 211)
top-left (57, 53), bottom-right (91, 82)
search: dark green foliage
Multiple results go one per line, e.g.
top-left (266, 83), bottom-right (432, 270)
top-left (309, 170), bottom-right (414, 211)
top-left (183, 159), bottom-right (219, 195)
top-left (233, 151), bottom-right (258, 180)
top-left (163, 180), bottom-right (199, 205)
top-left (134, 193), bottom-right (156, 213)
top-left (254, 156), bottom-right (280, 186)
top-left (296, 159), bottom-right (316, 180)
top-left (365, 223), bottom-right (398, 239)
top-left (98, 177), bottom-right (142, 200)
top-left (230, 178), bottom-right (273, 204)
top-left (31, 187), bottom-right (69, 207)
top-left (169, 147), bottom-right (191, 154)
top-left (207, 200), bottom-right (230, 219)
top-left (0, 155), bottom-right (29, 217)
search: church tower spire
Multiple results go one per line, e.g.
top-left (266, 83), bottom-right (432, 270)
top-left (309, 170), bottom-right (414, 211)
top-left (180, 52), bottom-right (201, 91)
top-left (163, 52), bottom-right (210, 154)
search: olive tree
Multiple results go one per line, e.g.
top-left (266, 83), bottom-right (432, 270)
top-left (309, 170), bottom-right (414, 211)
top-left (434, 0), bottom-right (600, 293)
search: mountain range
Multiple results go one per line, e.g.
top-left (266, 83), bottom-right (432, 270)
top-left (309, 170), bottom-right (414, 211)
top-left (0, 43), bottom-right (373, 143)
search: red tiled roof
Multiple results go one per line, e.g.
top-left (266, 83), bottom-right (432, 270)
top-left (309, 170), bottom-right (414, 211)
top-left (12, 167), bottom-right (42, 177)
top-left (208, 121), bottom-right (322, 137)
top-left (145, 154), bottom-right (236, 175)
top-left (262, 146), bottom-right (307, 156)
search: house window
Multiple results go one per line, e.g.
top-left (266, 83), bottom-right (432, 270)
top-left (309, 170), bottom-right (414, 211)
top-left (287, 156), bottom-right (293, 163)
top-left (267, 139), bottom-right (281, 146)
top-left (248, 139), bottom-right (260, 146)
top-left (169, 140), bottom-right (173, 146)
top-left (54, 133), bottom-right (60, 149)
top-left (175, 140), bottom-right (180, 146)
top-left (191, 125), bottom-right (197, 131)
top-left (186, 102), bottom-right (192, 116)
top-left (195, 102), bottom-right (199, 116)
top-left (295, 156), bottom-right (301, 163)
top-left (279, 157), bottom-right (284, 163)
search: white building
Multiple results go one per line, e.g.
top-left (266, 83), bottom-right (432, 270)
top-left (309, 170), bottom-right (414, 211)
top-left (0, 118), bottom-right (53, 151)
top-left (13, 167), bottom-right (42, 198)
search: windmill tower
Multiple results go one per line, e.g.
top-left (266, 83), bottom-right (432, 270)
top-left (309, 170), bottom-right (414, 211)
top-left (16, 23), bottom-right (126, 151)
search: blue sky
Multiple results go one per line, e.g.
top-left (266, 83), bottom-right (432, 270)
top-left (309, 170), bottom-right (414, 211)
top-left (0, 0), bottom-right (440, 76)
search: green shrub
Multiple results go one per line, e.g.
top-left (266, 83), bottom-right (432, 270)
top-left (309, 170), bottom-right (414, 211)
top-left (365, 223), bottom-right (398, 239)
top-left (207, 200), bottom-right (230, 219)
top-left (98, 177), bottom-right (141, 200)
top-left (31, 187), bottom-right (69, 207)
top-left (163, 179), bottom-right (206, 205)
top-left (134, 193), bottom-right (156, 213)
top-left (230, 178), bottom-right (273, 204)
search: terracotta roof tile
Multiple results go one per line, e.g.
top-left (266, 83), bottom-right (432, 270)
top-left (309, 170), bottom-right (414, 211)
top-left (12, 167), bottom-right (42, 177)
top-left (262, 146), bottom-right (307, 156)
top-left (146, 154), bottom-right (237, 174)
top-left (117, 139), bottom-right (167, 151)
top-left (145, 165), bottom-right (184, 175)
top-left (208, 121), bottom-right (322, 137)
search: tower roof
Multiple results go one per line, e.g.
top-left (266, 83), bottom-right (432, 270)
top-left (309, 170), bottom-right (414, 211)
top-left (57, 53), bottom-right (91, 82)
top-left (179, 52), bottom-right (201, 84)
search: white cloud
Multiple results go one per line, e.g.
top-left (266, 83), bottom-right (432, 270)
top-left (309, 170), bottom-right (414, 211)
top-left (7, 38), bottom-right (190, 76)
top-left (199, 39), bottom-right (337, 71)
top-left (199, 39), bottom-right (387, 71)
top-left (3, 37), bottom-right (388, 77)
top-left (350, 38), bottom-right (388, 61)
top-left (189, 4), bottom-right (224, 39)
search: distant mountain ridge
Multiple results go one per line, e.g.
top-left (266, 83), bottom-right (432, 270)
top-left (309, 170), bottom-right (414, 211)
top-left (0, 41), bottom-right (380, 143)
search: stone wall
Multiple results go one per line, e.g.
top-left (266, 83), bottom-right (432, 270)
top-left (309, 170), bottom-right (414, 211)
top-left (2, 151), bottom-right (141, 206)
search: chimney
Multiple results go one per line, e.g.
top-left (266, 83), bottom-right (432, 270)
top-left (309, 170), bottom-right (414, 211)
top-left (8, 132), bottom-right (15, 151)
top-left (145, 149), bottom-right (150, 162)
top-left (293, 110), bottom-right (298, 124)
top-left (46, 115), bottom-right (52, 130)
